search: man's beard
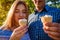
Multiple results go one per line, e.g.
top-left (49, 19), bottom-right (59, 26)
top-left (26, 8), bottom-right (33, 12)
top-left (36, 5), bottom-right (43, 10)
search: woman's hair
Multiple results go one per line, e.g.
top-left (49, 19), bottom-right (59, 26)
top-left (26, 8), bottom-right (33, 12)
top-left (2, 0), bottom-right (29, 29)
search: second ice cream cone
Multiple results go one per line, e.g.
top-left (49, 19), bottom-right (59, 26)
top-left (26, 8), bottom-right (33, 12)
top-left (41, 15), bottom-right (52, 23)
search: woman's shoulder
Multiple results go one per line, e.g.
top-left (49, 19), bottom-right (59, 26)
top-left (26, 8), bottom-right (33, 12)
top-left (0, 26), bottom-right (5, 30)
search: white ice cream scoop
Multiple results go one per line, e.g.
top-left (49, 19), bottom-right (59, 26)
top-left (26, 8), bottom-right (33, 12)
top-left (19, 19), bottom-right (27, 27)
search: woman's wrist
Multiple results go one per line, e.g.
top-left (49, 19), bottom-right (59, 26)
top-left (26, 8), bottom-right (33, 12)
top-left (9, 35), bottom-right (20, 40)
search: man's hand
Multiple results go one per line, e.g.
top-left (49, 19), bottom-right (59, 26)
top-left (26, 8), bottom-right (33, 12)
top-left (43, 22), bottom-right (60, 40)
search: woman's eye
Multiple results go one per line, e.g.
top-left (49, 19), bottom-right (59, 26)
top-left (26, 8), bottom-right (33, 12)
top-left (22, 10), bottom-right (27, 13)
top-left (15, 11), bottom-right (19, 13)
top-left (23, 11), bottom-right (27, 13)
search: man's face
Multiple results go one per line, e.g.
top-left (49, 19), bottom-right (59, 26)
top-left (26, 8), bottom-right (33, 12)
top-left (32, 0), bottom-right (45, 9)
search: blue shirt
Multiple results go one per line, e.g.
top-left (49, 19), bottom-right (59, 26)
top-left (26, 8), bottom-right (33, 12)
top-left (0, 30), bottom-right (30, 40)
top-left (28, 5), bottom-right (60, 40)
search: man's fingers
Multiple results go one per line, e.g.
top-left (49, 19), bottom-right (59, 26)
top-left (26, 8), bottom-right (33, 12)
top-left (43, 26), bottom-right (60, 33)
top-left (44, 22), bottom-right (60, 27)
top-left (48, 34), bottom-right (60, 40)
top-left (43, 27), bottom-right (60, 40)
top-left (44, 30), bottom-right (60, 37)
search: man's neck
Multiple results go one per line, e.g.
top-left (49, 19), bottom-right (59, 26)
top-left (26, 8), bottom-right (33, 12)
top-left (36, 7), bottom-right (44, 12)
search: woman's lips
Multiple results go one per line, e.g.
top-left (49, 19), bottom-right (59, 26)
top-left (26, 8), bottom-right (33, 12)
top-left (18, 18), bottom-right (23, 19)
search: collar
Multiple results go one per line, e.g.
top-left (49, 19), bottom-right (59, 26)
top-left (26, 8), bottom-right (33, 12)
top-left (34, 5), bottom-right (50, 14)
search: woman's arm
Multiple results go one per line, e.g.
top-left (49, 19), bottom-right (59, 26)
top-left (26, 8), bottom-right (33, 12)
top-left (9, 36), bottom-right (20, 40)
top-left (0, 29), bottom-right (12, 40)
top-left (0, 36), bottom-right (10, 40)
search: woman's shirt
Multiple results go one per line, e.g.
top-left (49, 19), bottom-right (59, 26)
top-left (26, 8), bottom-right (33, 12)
top-left (0, 29), bottom-right (30, 40)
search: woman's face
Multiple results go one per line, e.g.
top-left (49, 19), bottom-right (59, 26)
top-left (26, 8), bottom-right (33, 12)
top-left (14, 4), bottom-right (27, 24)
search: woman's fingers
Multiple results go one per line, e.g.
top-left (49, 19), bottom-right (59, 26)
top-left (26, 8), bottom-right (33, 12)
top-left (14, 26), bottom-right (28, 32)
top-left (17, 29), bottom-right (28, 37)
top-left (16, 27), bottom-right (28, 35)
top-left (11, 26), bottom-right (28, 39)
top-left (13, 26), bottom-right (28, 35)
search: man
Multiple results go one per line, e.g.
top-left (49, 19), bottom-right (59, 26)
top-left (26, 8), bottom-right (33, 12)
top-left (28, 0), bottom-right (60, 40)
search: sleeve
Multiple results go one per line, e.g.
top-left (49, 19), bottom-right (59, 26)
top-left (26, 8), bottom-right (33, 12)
top-left (0, 36), bottom-right (10, 40)
top-left (0, 30), bottom-right (12, 40)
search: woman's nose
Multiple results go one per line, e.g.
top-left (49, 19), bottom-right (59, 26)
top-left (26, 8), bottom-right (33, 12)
top-left (19, 13), bottom-right (23, 17)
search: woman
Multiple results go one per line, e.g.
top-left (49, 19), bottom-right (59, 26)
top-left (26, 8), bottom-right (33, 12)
top-left (0, 0), bottom-right (30, 40)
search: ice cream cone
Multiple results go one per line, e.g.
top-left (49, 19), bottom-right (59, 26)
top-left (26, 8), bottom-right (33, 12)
top-left (19, 19), bottom-right (27, 27)
top-left (41, 15), bottom-right (52, 23)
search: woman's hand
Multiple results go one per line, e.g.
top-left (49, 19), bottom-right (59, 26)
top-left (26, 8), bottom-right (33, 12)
top-left (43, 22), bottom-right (60, 40)
top-left (9, 26), bottom-right (28, 40)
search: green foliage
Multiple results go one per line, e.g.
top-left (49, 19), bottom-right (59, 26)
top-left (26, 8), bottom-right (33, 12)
top-left (0, 0), bottom-right (14, 26)
top-left (49, 2), bottom-right (60, 8)
top-left (25, 0), bottom-right (35, 13)
top-left (46, 0), bottom-right (60, 8)
top-left (0, 0), bottom-right (60, 26)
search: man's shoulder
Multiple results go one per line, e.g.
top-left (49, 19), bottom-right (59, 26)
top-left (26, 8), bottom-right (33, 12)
top-left (28, 12), bottom-right (35, 19)
top-left (28, 13), bottom-right (35, 24)
top-left (29, 13), bottom-right (34, 17)
top-left (50, 7), bottom-right (60, 12)
top-left (46, 5), bottom-right (60, 12)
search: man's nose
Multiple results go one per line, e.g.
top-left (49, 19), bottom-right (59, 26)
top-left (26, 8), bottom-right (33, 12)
top-left (36, 0), bottom-right (40, 3)
top-left (36, 0), bottom-right (42, 2)
top-left (36, 0), bottom-right (40, 2)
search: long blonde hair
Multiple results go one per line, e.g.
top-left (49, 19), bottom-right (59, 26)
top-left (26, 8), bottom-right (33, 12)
top-left (1, 0), bottom-right (29, 29)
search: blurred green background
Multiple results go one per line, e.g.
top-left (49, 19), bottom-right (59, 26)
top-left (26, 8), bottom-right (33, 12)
top-left (0, 0), bottom-right (60, 26)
